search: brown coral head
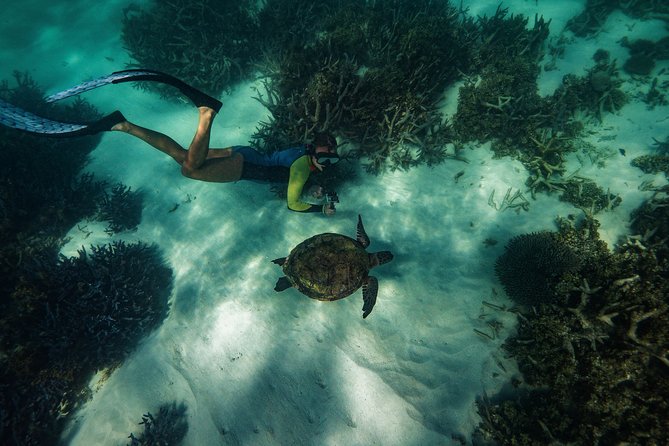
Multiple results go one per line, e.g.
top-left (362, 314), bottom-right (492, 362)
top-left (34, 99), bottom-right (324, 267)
top-left (495, 231), bottom-right (579, 305)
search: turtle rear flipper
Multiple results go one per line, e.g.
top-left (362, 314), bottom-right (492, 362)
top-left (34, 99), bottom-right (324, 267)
top-left (274, 277), bottom-right (293, 292)
top-left (271, 257), bottom-right (287, 266)
top-left (362, 276), bottom-right (378, 318)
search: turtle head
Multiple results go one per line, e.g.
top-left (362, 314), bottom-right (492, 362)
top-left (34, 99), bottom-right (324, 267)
top-left (370, 251), bottom-right (393, 268)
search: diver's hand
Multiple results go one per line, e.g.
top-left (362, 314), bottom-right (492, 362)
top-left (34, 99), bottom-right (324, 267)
top-left (323, 203), bottom-right (336, 216)
top-left (308, 185), bottom-right (324, 199)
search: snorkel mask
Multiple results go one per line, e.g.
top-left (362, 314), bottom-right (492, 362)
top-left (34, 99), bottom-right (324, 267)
top-left (315, 152), bottom-right (340, 166)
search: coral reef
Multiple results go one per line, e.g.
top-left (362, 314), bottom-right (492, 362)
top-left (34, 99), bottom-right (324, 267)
top-left (252, 0), bottom-right (474, 173)
top-left (21, 241), bottom-right (172, 367)
top-left (621, 36), bottom-right (669, 75)
top-left (121, 0), bottom-right (260, 98)
top-left (551, 50), bottom-right (627, 124)
top-left (453, 8), bottom-right (551, 145)
top-left (476, 214), bottom-right (669, 445)
top-left (455, 41), bottom-right (627, 208)
top-left (559, 177), bottom-right (622, 214)
top-left (127, 402), bottom-right (189, 446)
top-left (632, 154), bottom-right (669, 176)
top-left (494, 231), bottom-right (580, 306)
top-left (0, 74), bottom-right (174, 445)
top-left (629, 187), bottom-right (669, 261)
top-left (98, 183), bottom-right (143, 234)
top-left (567, 0), bottom-right (669, 37)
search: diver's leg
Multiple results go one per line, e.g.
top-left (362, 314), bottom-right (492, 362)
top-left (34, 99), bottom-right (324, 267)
top-left (182, 107), bottom-right (215, 171)
top-left (180, 108), bottom-right (244, 182)
top-left (113, 108), bottom-right (243, 182)
top-left (180, 152), bottom-right (244, 182)
top-left (112, 121), bottom-right (187, 165)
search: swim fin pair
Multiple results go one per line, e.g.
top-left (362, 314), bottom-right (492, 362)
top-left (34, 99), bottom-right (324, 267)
top-left (0, 69), bottom-right (222, 138)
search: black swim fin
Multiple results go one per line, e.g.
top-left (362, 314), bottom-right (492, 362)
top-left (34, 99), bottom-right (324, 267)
top-left (46, 69), bottom-right (222, 112)
top-left (0, 99), bottom-right (125, 138)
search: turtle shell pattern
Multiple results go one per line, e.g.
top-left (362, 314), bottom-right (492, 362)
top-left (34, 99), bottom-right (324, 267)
top-left (282, 233), bottom-right (369, 301)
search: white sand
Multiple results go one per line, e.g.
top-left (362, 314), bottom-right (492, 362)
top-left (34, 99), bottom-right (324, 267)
top-left (2, 1), bottom-right (668, 444)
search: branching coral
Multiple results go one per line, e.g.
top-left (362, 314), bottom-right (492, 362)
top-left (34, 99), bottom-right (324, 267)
top-left (477, 215), bottom-right (669, 444)
top-left (98, 183), bottom-right (143, 235)
top-left (632, 154), bottom-right (669, 176)
top-left (127, 402), bottom-right (189, 446)
top-left (252, 0), bottom-right (473, 173)
top-left (121, 0), bottom-right (260, 98)
top-left (559, 177), bottom-right (622, 214)
top-left (0, 73), bottom-right (173, 446)
top-left (22, 241), bottom-right (173, 367)
top-left (567, 0), bottom-right (669, 37)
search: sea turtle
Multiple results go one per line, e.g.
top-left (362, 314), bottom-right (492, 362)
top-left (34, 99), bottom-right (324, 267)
top-left (272, 215), bottom-right (393, 318)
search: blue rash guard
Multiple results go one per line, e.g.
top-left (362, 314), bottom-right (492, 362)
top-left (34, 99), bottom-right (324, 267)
top-left (232, 146), bottom-right (324, 213)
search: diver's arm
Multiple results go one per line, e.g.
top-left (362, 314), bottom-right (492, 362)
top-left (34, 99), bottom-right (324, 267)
top-left (286, 157), bottom-right (326, 213)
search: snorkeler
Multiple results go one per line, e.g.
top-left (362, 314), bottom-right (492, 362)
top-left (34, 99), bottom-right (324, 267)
top-left (0, 69), bottom-right (339, 215)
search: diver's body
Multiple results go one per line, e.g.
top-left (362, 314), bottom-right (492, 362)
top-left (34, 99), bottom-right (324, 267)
top-left (112, 108), bottom-right (338, 214)
top-left (0, 69), bottom-right (339, 215)
top-left (233, 145), bottom-right (330, 212)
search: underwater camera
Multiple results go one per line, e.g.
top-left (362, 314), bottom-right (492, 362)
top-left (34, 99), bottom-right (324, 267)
top-left (325, 189), bottom-right (339, 210)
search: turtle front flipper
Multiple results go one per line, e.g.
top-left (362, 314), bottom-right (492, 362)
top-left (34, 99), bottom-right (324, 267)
top-left (357, 214), bottom-right (370, 248)
top-left (362, 276), bottom-right (379, 318)
top-left (274, 277), bottom-right (293, 292)
top-left (271, 257), bottom-right (287, 266)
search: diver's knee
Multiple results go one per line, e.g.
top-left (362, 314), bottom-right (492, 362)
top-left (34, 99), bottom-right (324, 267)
top-left (180, 163), bottom-right (196, 178)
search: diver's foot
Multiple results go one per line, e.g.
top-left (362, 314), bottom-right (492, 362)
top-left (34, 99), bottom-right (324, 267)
top-left (198, 106), bottom-right (217, 119)
top-left (183, 86), bottom-right (222, 112)
top-left (84, 110), bottom-right (126, 135)
top-left (111, 120), bottom-right (130, 132)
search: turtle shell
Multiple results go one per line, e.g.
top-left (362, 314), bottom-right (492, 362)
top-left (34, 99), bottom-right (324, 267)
top-left (283, 233), bottom-right (370, 301)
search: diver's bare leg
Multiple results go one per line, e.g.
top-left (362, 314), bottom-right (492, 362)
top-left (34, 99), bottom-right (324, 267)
top-left (112, 108), bottom-right (243, 182)
top-left (179, 107), bottom-right (243, 182)
top-left (112, 121), bottom-right (187, 165)
top-left (182, 107), bottom-right (215, 171)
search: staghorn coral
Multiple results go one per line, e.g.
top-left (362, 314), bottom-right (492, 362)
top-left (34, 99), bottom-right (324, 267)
top-left (495, 231), bottom-right (580, 306)
top-left (98, 183), bottom-right (143, 235)
top-left (567, 0), bottom-right (669, 37)
top-left (628, 187), bottom-right (669, 261)
top-left (1, 241), bottom-right (173, 445)
top-left (559, 177), bottom-right (622, 214)
top-left (253, 0), bottom-right (473, 173)
top-left (0, 73), bottom-right (173, 446)
top-left (547, 50), bottom-right (627, 125)
top-left (121, 0), bottom-right (260, 98)
top-left (631, 154), bottom-right (669, 176)
top-left (453, 8), bottom-right (559, 166)
top-left (455, 44), bottom-right (626, 208)
top-left (127, 402), bottom-right (189, 446)
top-left (476, 215), bottom-right (669, 445)
top-left (22, 241), bottom-right (173, 368)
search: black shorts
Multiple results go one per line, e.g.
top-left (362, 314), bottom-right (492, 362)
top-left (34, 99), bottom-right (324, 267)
top-left (240, 163), bottom-right (290, 183)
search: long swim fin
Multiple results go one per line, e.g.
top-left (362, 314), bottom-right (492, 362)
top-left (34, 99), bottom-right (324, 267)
top-left (46, 69), bottom-right (222, 112)
top-left (0, 99), bottom-right (125, 138)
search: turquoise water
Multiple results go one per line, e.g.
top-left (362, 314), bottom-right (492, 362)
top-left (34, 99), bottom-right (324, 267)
top-left (1, 1), bottom-right (668, 445)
